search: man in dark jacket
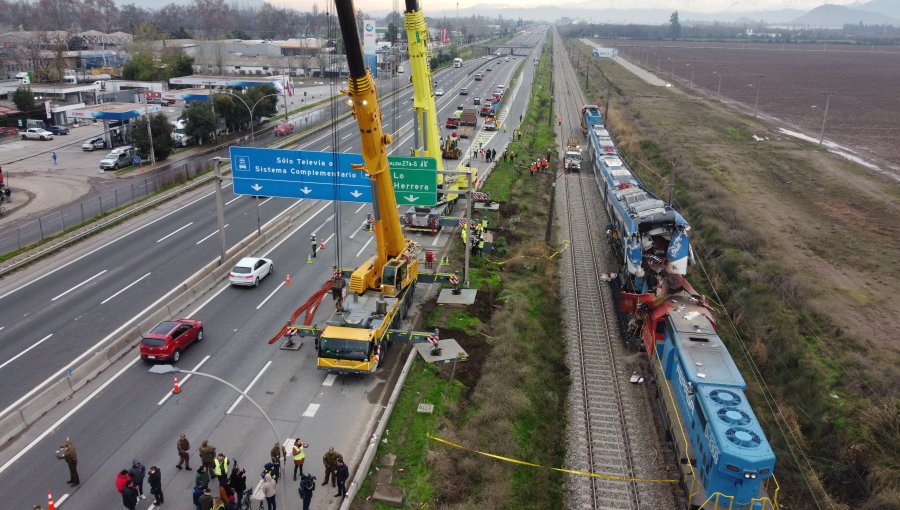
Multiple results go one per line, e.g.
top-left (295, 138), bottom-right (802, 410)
top-left (148, 465), bottom-right (164, 505)
top-left (335, 458), bottom-right (349, 498)
top-left (128, 459), bottom-right (147, 500)
top-left (177, 434), bottom-right (192, 470)
top-left (192, 482), bottom-right (204, 510)
top-left (198, 440), bottom-right (216, 474)
top-left (198, 487), bottom-right (214, 510)
top-left (122, 480), bottom-right (139, 510)
top-left (59, 438), bottom-right (79, 485)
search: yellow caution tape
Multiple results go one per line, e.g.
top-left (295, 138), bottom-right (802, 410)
top-left (427, 433), bottom-right (678, 484)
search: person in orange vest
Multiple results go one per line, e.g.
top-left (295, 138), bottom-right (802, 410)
top-left (530, 162), bottom-right (536, 176)
top-left (292, 438), bottom-right (309, 481)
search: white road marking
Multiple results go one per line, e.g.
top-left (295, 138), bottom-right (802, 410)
top-left (157, 355), bottom-right (211, 406)
top-left (342, 147), bottom-right (352, 153)
top-left (312, 215), bottom-right (335, 236)
top-left (196, 224), bottom-right (230, 245)
top-left (322, 232), bottom-right (335, 247)
top-left (0, 356), bottom-right (140, 476)
top-left (256, 281), bottom-right (285, 310)
top-left (156, 222), bottom-right (194, 243)
top-left (226, 360), bottom-right (272, 414)
top-left (0, 326), bottom-right (4, 332)
top-left (56, 494), bottom-right (69, 506)
top-left (282, 437), bottom-right (293, 450)
top-left (322, 145), bottom-right (331, 151)
top-left (225, 195), bottom-right (242, 206)
top-left (341, 132), bottom-right (353, 140)
top-left (348, 218), bottom-right (367, 239)
top-left (51, 270), bottom-right (107, 301)
top-left (101, 272), bottom-right (152, 305)
top-left (0, 334), bottom-right (53, 370)
top-left (354, 203), bottom-right (367, 214)
top-left (431, 229), bottom-right (443, 246)
top-left (356, 236), bottom-right (374, 259)
top-left (260, 197), bottom-right (274, 206)
top-left (302, 403), bottom-right (320, 417)
top-left (322, 374), bottom-right (337, 387)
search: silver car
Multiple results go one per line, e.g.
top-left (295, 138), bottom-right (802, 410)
top-left (229, 257), bottom-right (274, 286)
top-left (82, 137), bottom-right (107, 151)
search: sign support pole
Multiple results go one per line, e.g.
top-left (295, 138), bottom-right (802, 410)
top-left (213, 158), bottom-right (227, 264)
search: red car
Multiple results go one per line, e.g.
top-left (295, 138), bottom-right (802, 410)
top-left (445, 117), bottom-right (459, 129)
top-left (140, 319), bottom-right (204, 363)
top-left (274, 123), bottom-right (294, 136)
top-left (480, 104), bottom-right (493, 117)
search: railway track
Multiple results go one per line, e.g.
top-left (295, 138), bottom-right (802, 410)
top-left (550, 28), bottom-right (680, 510)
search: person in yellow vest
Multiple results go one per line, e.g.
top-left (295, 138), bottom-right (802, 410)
top-left (212, 453), bottom-right (229, 487)
top-left (292, 438), bottom-right (309, 481)
top-left (461, 225), bottom-right (467, 244)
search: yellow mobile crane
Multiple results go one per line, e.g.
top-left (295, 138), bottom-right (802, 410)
top-left (311, 0), bottom-right (420, 374)
top-left (401, 0), bottom-right (473, 233)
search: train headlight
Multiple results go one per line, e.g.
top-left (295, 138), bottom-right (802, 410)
top-left (743, 471), bottom-right (758, 479)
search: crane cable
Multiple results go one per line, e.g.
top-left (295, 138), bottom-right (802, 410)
top-left (326, 0), bottom-right (343, 270)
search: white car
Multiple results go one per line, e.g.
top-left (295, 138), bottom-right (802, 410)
top-left (435, 87), bottom-right (445, 96)
top-left (229, 257), bottom-right (274, 286)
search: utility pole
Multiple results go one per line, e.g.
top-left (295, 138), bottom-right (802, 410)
top-left (818, 92), bottom-right (832, 146)
top-left (144, 99), bottom-right (156, 166)
top-left (753, 74), bottom-right (766, 118)
top-left (604, 79), bottom-right (611, 120)
top-left (715, 64), bottom-right (724, 98)
top-left (689, 56), bottom-right (698, 88)
top-left (212, 158), bottom-right (227, 264)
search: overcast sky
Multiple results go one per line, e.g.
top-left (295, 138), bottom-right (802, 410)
top-left (276, 0), bottom-right (859, 13)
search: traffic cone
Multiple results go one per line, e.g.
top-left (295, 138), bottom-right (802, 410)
top-left (440, 256), bottom-right (449, 267)
top-left (285, 274), bottom-right (292, 286)
top-left (307, 253), bottom-right (313, 264)
top-left (319, 240), bottom-right (325, 250)
top-left (172, 374), bottom-right (181, 394)
top-left (48, 491), bottom-right (56, 510)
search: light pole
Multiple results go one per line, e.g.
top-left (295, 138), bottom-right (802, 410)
top-left (668, 57), bottom-right (674, 77)
top-left (211, 157), bottom-right (227, 263)
top-left (818, 92), bottom-right (833, 146)
top-left (714, 64), bottom-right (724, 98)
top-left (688, 57), bottom-right (698, 88)
top-left (211, 91), bottom-right (280, 142)
top-left (148, 364), bottom-right (285, 510)
top-left (752, 74), bottom-right (766, 117)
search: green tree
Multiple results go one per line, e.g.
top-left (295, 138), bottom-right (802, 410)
top-left (230, 29), bottom-right (250, 39)
top-left (131, 113), bottom-right (175, 161)
top-left (12, 87), bottom-right (36, 112)
top-left (168, 53), bottom-right (195, 77)
top-left (669, 11), bottom-right (681, 39)
top-left (122, 52), bottom-right (156, 81)
top-left (182, 102), bottom-right (216, 143)
top-left (245, 84), bottom-right (279, 122)
top-left (386, 22), bottom-right (399, 45)
top-left (170, 27), bottom-right (192, 39)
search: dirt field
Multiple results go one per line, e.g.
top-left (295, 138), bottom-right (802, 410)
top-left (568, 39), bottom-right (900, 507)
top-left (603, 41), bottom-right (900, 174)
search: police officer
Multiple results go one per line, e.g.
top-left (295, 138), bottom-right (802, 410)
top-left (310, 234), bottom-right (318, 258)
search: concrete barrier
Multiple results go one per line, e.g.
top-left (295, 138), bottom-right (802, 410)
top-left (190, 273), bottom-right (220, 297)
top-left (104, 331), bottom-right (139, 364)
top-left (67, 352), bottom-right (112, 392)
top-left (0, 410), bottom-right (26, 447)
top-left (138, 308), bottom-right (171, 337)
top-left (166, 289), bottom-right (196, 317)
top-left (20, 379), bottom-right (73, 425)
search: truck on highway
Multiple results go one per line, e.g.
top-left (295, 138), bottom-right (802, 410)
top-left (453, 57), bottom-right (463, 68)
top-left (458, 108), bottom-right (477, 139)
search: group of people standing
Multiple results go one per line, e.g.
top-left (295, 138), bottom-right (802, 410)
top-left (115, 459), bottom-right (163, 509)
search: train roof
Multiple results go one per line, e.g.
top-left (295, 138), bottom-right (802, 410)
top-left (667, 293), bottom-right (745, 388)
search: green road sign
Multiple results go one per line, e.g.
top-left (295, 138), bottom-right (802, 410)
top-left (388, 156), bottom-right (438, 206)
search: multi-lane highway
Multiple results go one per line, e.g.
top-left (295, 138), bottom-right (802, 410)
top-left (0, 30), bottom-right (543, 510)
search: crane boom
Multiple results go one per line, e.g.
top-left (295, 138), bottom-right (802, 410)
top-left (336, 0), bottom-right (417, 296)
top-left (403, 0), bottom-right (444, 178)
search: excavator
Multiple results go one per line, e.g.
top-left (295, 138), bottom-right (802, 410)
top-left (402, 0), bottom-right (473, 226)
top-left (307, 0), bottom-right (420, 374)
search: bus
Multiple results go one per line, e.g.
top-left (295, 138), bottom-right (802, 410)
top-left (453, 58), bottom-right (463, 68)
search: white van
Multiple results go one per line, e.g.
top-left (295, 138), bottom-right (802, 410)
top-left (15, 71), bottom-right (30, 84)
top-left (397, 65), bottom-right (405, 74)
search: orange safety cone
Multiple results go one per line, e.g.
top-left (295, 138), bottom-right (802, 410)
top-left (172, 374), bottom-right (181, 394)
top-left (48, 491), bottom-right (56, 510)
top-left (319, 240), bottom-right (325, 250)
top-left (285, 274), bottom-right (292, 286)
top-left (140, 166), bottom-right (145, 173)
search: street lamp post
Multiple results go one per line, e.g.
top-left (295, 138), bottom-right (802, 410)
top-left (211, 91), bottom-right (281, 143)
top-left (715, 64), bottom-right (724, 98)
top-left (689, 57), bottom-right (698, 88)
top-left (753, 74), bottom-right (766, 117)
top-left (818, 92), bottom-right (833, 146)
top-left (211, 157), bottom-right (227, 263)
top-left (148, 364), bottom-right (285, 510)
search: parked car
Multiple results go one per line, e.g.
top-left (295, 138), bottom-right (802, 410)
top-left (229, 257), bottom-right (274, 286)
top-left (20, 128), bottom-right (53, 141)
top-left (274, 123), bottom-right (294, 136)
top-left (47, 125), bottom-right (69, 135)
top-left (140, 318), bottom-right (204, 363)
top-left (82, 137), bottom-right (107, 151)
top-left (445, 117), bottom-right (459, 129)
top-left (99, 147), bottom-right (136, 171)
top-left (435, 87), bottom-right (444, 96)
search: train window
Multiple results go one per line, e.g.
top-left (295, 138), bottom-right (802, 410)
top-left (759, 468), bottom-right (770, 474)
top-left (727, 464), bottom-right (740, 472)
top-left (689, 336), bottom-right (709, 342)
top-left (695, 398), bottom-right (708, 429)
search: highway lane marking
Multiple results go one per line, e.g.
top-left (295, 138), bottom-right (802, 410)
top-left (343, 147), bottom-right (352, 153)
top-left (226, 360), bottom-right (272, 414)
top-left (311, 215), bottom-right (335, 236)
top-left (101, 272), bottom-right (152, 305)
top-left (341, 132), bottom-right (353, 140)
top-left (356, 236), bottom-right (374, 259)
top-left (0, 326), bottom-right (4, 332)
top-left (354, 203), bottom-right (367, 214)
top-left (431, 229), bottom-right (443, 246)
top-left (322, 374), bottom-right (337, 387)
top-left (196, 224), bottom-right (230, 245)
top-left (259, 197), bottom-right (274, 206)
top-left (302, 403), bottom-right (320, 417)
top-left (0, 187), bottom-right (220, 302)
top-left (282, 437), bottom-right (293, 450)
top-left (51, 270), bottom-right (108, 301)
top-left (225, 195), bottom-right (242, 206)
top-left (256, 281), bottom-right (285, 310)
top-left (157, 355), bottom-right (211, 406)
top-left (0, 334), bottom-right (53, 370)
top-left (56, 494), bottom-right (69, 506)
top-left (0, 356), bottom-right (140, 476)
top-left (348, 218), bottom-right (367, 239)
top-left (321, 232), bottom-right (336, 248)
top-left (322, 145), bottom-right (331, 151)
top-left (156, 222), bottom-right (194, 243)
